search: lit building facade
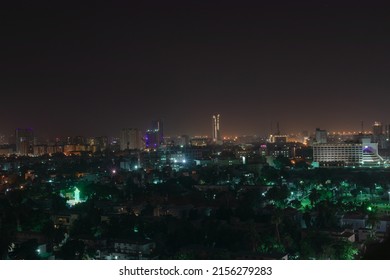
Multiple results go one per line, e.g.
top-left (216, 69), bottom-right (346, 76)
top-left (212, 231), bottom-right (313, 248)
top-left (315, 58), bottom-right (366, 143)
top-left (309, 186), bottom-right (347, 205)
top-left (266, 142), bottom-right (301, 158)
top-left (269, 134), bottom-right (288, 143)
top-left (212, 114), bottom-right (221, 143)
top-left (313, 138), bottom-right (384, 167)
top-left (269, 123), bottom-right (287, 143)
top-left (120, 128), bottom-right (142, 150)
top-left (190, 136), bottom-right (210, 147)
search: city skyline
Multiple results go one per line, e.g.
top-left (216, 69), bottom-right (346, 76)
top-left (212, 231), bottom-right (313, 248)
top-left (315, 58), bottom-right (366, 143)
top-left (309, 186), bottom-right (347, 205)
top-left (1, 1), bottom-right (390, 137)
top-left (0, 118), bottom-right (389, 141)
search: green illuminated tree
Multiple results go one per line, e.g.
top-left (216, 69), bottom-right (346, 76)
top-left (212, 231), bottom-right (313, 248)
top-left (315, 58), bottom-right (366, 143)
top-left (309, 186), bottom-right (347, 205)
top-left (334, 241), bottom-right (358, 260)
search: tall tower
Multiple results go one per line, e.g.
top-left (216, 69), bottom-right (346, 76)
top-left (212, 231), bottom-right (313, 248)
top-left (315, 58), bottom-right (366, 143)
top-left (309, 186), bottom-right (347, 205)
top-left (212, 114), bottom-right (221, 143)
top-left (152, 120), bottom-right (163, 142)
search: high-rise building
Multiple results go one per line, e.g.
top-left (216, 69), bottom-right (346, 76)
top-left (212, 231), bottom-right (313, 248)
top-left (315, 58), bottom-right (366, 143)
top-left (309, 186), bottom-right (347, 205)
top-left (315, 128), bottom-right (328, 144)
top-left (373, 121), bottom-right (383, 136)
top-left (371, 121), bottom-right (388, 148)
top-left (145, 120), bottom-right (164, 149)
top-left (152, 120), bottom-right (163, 139)
top-left (212, 114), bottom-right (221, 143)
top-left (15, 128), bottom-right (34, 155)
top-left (120, 128), bottom-right (142, 150)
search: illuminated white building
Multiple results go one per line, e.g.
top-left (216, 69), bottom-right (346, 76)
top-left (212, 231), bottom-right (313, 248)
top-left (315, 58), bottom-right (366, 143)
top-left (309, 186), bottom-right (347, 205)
top-left (212, 114), bottom-right (221, 143)
top-left (313, 138), bottom-right (384, 167)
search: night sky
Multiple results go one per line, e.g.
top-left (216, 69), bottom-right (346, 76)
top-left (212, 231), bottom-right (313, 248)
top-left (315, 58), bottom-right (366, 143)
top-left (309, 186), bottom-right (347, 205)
top-left (1, 0), bottom-right (390, 138)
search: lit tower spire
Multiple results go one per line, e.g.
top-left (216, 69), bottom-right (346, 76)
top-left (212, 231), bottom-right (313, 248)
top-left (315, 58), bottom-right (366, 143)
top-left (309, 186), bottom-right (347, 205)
top-left (212, 114), bottom-right (221, 143)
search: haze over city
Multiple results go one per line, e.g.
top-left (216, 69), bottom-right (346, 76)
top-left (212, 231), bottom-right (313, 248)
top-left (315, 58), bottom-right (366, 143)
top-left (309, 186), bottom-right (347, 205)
top-left (1, 1), bottom-right (390, 138)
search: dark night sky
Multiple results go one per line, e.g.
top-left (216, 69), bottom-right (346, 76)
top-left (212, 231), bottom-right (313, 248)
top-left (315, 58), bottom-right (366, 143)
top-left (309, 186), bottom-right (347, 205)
top-left (1, 0), bottom-right (390, 138)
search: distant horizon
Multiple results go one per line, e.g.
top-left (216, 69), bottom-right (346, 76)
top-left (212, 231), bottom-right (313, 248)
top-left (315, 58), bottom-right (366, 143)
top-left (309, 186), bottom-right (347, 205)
top-left (0, 119), bottom-right (386, 141)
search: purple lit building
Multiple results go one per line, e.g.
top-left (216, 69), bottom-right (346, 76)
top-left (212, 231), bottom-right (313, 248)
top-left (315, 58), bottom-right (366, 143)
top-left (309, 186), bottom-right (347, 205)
top-left (145, 120), bottom-right (164, 149)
